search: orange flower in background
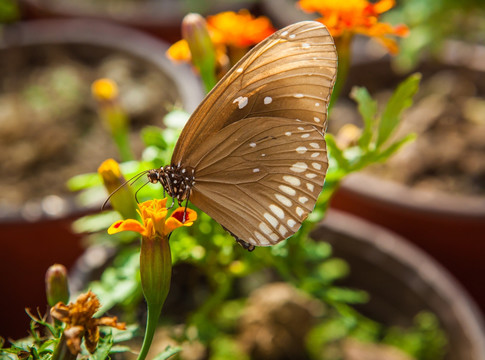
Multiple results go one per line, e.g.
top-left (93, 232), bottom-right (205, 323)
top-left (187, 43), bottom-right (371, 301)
top-left (167, 9), bottom-right (275, 63)
top-left (298, 0), bottom-right (408, 54)
top-left (108, 198), bottom-right (197, 238)
top-left (207, 9), bottom-right (275, 48)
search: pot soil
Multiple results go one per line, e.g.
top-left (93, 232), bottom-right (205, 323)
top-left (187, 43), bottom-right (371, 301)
top-left (0, 19), bottom-right (202, 340)
top-left (329, 41), bottom-right (485, 316)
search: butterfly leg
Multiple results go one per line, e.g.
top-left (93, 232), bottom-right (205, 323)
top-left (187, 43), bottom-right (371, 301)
top-left (222, 226), bottom-right (255, 252)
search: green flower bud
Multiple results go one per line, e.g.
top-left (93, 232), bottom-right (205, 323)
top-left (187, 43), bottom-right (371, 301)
top-left (45, 264), bottom-right (70, 307)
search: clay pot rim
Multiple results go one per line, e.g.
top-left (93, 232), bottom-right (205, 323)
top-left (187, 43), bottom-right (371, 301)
top-left (340, 173), bottom-right (485, 218)
top-left (0, 19), bottom-right (204, 223)
top-left (319, 209), bottom-right (485, 357)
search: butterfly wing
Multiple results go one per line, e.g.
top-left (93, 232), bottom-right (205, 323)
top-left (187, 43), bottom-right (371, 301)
top-left (172, 21), bottom-right (337, 165)
top-left (172, 21), bottom-right (337, 246)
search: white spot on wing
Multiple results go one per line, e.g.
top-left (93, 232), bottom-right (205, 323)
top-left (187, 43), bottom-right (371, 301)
top-left (294, 94), bottom-right (304, 98)
top-left (311, 152), bottom-right (320, 158)
top-left (314, 117), bottom-right (321, 123)
top-left (259, 222), bottom-right (272, 235)
top-left (283, 175), bottom-right (301, 186)
top-left (249, 142), bottom-right (256, 147)
top-left (299, 196), bottom-right (308, 204)
top-left (298, 126), bottom-right (304, 131)
top-left (290, 162), bottom-right (308, 173)
top-left (312, 162), bottom-right (322, 170)
top-left (315, 102), bottom-right (320, 107)
top-left (275, 194), bottom-right (292, 207)
top-left (264, 96), bottom-right (272, 104)
top-left (279, 185), bottom-right (296, 196)
top-left (302, 43), bottom-right (311, 49)
top-left (296, 207), bottom-right (305, 217)
top-left (289, 34), bottom-right (296, 39)
top-left (237, 67), bottom-right (243, 73)
top-left (285, 131), bottom-right (292, 136)
top-left (306, 173), bottom-right (317, 179)
top-left (264, 212), bottom-right (278, 228)
top-left (253, 168), bottom-right (260, 173)
top-left (307, 183), bottom-right (315, 192)
top-left (296, 146), bottom-right (307, 154)
top-left (287, 219), bottom-right (296, 228)
top-left (281, 31), bottom-right (288, 36)
top-left (278, 225), bottom-right (288, 237)
top-left (309, 143), bottom-right (320, 148)
top-left (254, 231), bottom-right (269, 245)
top-left (269, 204), bottom-right (285, 219)
top-left (233, 96), bottom-right (248, 109)
top-left (301, 133), bottom-right (310, 138)
top-left (269, 233), bottom-right (279, 242)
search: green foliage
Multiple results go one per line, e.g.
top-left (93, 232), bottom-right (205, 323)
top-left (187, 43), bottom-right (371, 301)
top-left (60, 69), bottom-right (446, 359)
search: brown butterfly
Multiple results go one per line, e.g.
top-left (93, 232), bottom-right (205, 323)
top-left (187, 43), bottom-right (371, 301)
top-left (148, 21), bottom-right (337, 251)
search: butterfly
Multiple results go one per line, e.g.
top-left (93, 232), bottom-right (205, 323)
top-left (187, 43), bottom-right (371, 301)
top-left (147, 21), bottom-right (337, 251)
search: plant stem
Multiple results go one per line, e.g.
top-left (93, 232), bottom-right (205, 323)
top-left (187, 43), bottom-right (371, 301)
top-left (136, 302), bottom-right (163, 360)
top-left (51, 333), bottom-right (77, 360)
top-left (329, 33), bottom-right (353, 111)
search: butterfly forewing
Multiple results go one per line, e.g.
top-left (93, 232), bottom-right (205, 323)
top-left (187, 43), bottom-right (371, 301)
top-left (171, 21), bottom-right (337, 247)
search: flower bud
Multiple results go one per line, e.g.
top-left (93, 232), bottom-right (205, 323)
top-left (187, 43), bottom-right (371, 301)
top-left (182, 13), bottom-right (217, 92)
top-left (45, 264), bottom-right (69, 307)
top-left (98, 159), bottom-right (139, 220)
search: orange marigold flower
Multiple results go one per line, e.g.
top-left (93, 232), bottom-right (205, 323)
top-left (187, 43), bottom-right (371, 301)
top-left (207, 9), bottom-right (275, 48)
top-left (50, 291), bottom-right (126, 355)
top-left (298, 0), bottom-right (408, 54)
top-left (167, 10), bottom-right (275, 63)
top-left (108, 198), bottom-right (197, 238)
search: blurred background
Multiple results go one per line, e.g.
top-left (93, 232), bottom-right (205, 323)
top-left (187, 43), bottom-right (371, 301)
top-left (0, 0), bottom-right (484, 359)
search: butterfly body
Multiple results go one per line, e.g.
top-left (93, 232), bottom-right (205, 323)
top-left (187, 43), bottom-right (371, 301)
top-left (150, 21), bottom-right (337, 249)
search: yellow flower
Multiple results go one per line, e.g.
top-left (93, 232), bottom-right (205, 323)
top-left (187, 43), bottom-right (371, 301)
top-left (91, 78), bottom-right (118, 102)
top-left (298, 0), bottom-right (408, 54)
top-left (50, 291), bottom-right (126, 355)
top-left (166, 9), bottom-right (275, 63)
top-left (108, 198), bottom-right (197, 238)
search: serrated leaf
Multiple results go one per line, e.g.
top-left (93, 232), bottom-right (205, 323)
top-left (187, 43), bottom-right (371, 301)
top-left (376, 73), bottom-right (421, 148)
top-left (350, 86), bottom-right (378, 150)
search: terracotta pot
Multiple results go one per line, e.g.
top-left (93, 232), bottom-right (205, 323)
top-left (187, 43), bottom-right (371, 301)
top-left (19, 0), bottom-right (259, 43)
top-left (0, 19), bottom-right (203, 340)
top-left (329, 41), bottom-right (485, 315)
top-left (313, 209), bottom-right (485, 360)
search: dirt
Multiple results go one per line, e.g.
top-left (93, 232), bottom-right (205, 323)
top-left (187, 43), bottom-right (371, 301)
top-left (0, 43), bottom-right (181, 215)
top-left (330, 60), bottom-right (485, 197)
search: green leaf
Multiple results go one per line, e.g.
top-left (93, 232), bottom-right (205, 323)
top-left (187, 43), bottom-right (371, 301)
top-left (326, 133), bottom-right (350, 171)
top-left (376, 73), bottom-right (421, 148)
top-left (374, 133), bottom-right (416, 163)
top-left (152, 345), bottom-right (182, 360)
top-left (351, 86), bottom-right (378, 150)
top-left (91, 332), bottom-right (113, 360)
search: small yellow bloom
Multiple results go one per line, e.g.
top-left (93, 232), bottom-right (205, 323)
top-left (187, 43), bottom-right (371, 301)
top-left (51, 291), bottom-right (126, 355)
top-left (298, 0), bottom-right (408, 54)
top-left (91, 78), bottom-right (119, 102)
top-left (108, 198), bottom-right (197, 238)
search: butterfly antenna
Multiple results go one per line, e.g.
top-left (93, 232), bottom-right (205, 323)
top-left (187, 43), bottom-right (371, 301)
top-left (102, 170), bottom-right (149, 210)
top-left (134, 180), bottom-right (151, 203)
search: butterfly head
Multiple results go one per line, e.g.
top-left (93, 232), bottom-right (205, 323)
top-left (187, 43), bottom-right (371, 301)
top-left (148, 165), bottom-right (195, 203)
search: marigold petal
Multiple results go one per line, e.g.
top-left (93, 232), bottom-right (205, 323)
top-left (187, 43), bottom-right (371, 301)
top-left (164, 207), bottom-right (197, 235)
top-left (167, 39), bottom-right (192, 63)
top-left (108, 219), bottom-right (147, 235)
top-left (97, 316), bottom-right (127, 330)
top-left (373, 0), bottom-right (395, 14)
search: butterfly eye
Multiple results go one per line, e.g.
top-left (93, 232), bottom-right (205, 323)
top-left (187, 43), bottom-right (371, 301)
top-left (151, 21), bottom-right (337, 249)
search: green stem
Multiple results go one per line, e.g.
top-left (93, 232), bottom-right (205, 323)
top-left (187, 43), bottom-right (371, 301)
top-left (137, 302), bottom-right (163, 360)
top-left (329, 33), bottom-right (353, 112)
top-left (52, 333), bottom-right (77, 360)
top-left (137, 234), bottom-right (172, 360)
